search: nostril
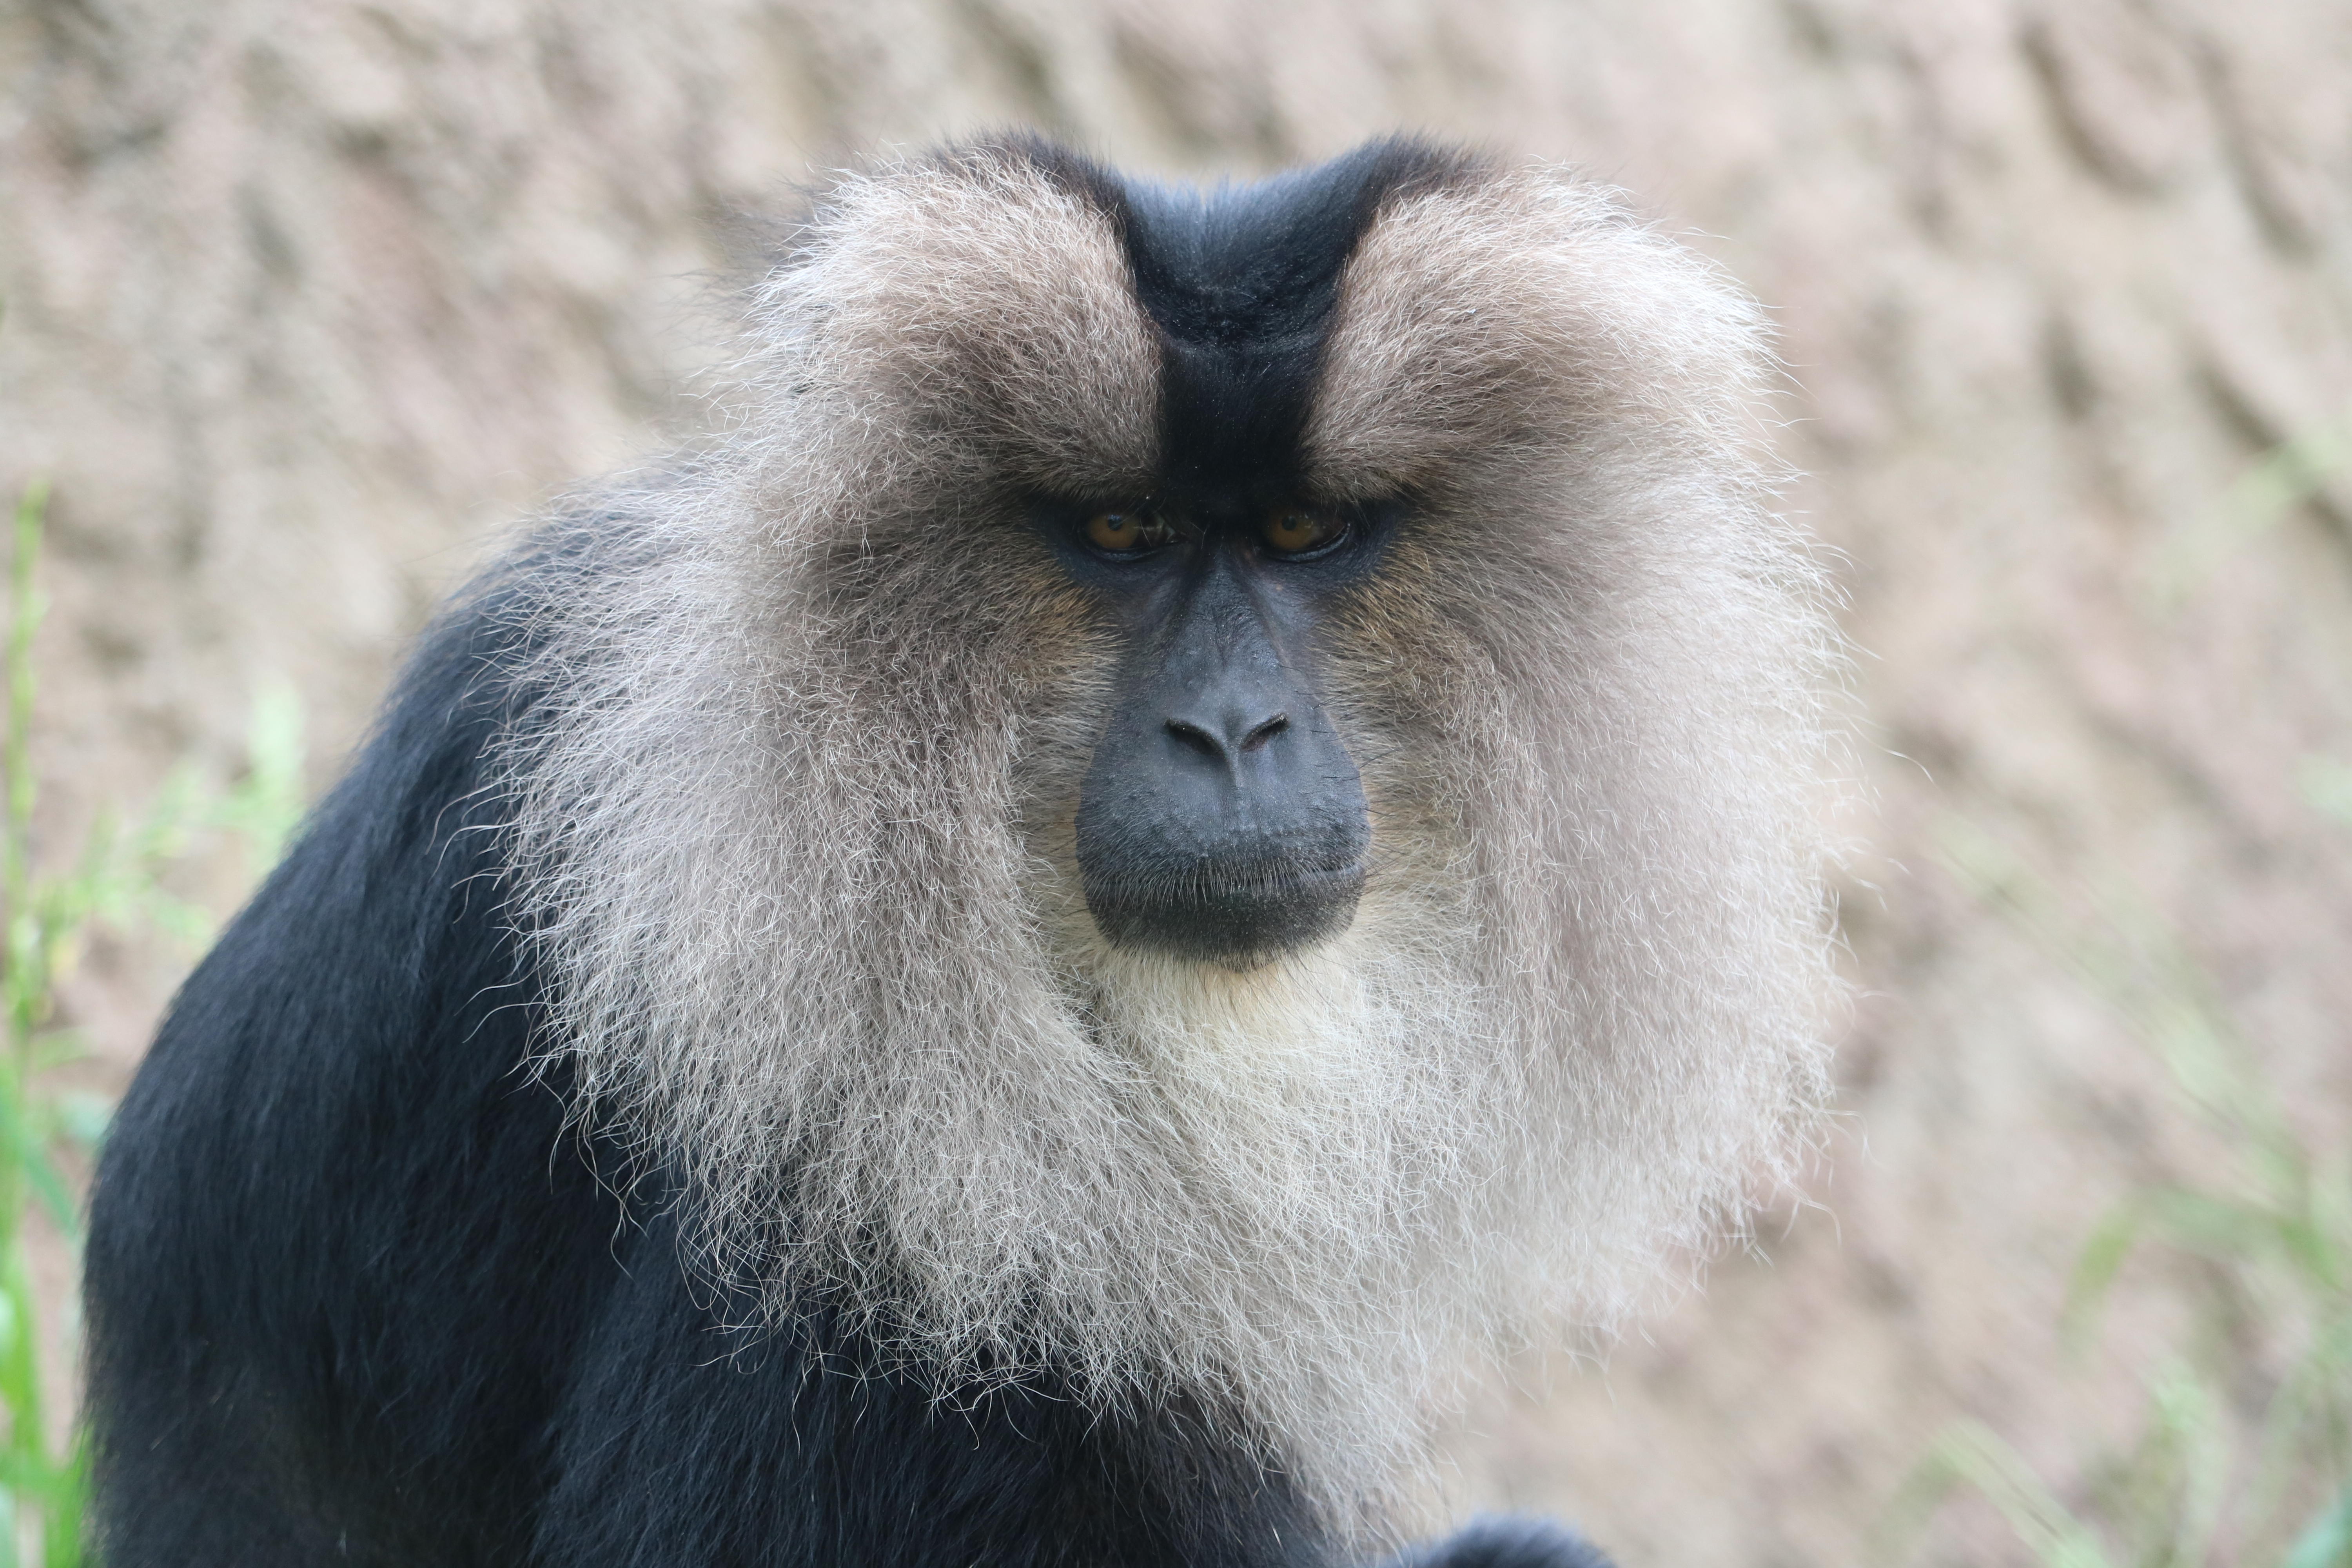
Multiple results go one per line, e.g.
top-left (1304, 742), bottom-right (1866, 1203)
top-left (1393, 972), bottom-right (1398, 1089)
top-left (1165, 711), bottom-right (1290, 761)
top-left (1165, 718), bottom-right (1225, 759)
top-left (1238, 713), bottom-right (1290, 753)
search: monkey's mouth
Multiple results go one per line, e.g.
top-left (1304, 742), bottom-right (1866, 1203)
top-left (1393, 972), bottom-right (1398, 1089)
top-left (1081, 857), bottom-right (1367, 966)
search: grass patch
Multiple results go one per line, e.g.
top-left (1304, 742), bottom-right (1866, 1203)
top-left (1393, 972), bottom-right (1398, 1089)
top-left (1890, 820), bottom-right (2352, 1568)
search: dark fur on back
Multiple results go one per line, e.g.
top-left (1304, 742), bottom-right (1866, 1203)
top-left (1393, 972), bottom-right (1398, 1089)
top-left (84, 558), bottom-right (587, 1562)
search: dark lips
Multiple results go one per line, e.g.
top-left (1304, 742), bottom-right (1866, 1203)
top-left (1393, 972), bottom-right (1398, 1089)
top-left (1082, 856), bottom-right (1368, 965)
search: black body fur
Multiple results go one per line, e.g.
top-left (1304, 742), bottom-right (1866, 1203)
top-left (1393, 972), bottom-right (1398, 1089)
top-left (83, 142), bottom-right (1618, 1567)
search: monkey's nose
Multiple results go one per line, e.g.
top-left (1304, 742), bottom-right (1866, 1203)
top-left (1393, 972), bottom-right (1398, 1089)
top-left (1163, 709), bottom-right (1290, 766)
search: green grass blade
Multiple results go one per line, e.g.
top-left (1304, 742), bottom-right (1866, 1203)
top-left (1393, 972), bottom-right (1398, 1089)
top-left (2285, 1486), bottom-right (2352, 1568)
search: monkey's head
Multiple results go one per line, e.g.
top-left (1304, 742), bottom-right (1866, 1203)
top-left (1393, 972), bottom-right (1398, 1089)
top-left (500, 137), bottom-right (1840, 1513)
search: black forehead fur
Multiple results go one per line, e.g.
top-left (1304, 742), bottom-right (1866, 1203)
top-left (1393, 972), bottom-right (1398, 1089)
top-left (1016, 136), bottom-right (1486, 501)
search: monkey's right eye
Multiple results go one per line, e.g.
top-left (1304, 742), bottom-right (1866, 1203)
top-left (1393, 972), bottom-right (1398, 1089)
top-left (1083, 510), bottom-right (1177, 556)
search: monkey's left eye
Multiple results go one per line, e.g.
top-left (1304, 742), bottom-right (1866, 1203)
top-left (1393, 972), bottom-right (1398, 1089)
top-left (1259, 508), bottom-right (1348, 558)
top-left (1084, 510), bottom-right (1178, 556)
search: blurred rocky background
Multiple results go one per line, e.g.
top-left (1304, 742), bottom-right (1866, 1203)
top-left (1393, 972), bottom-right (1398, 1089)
top-left (3, 1), bottom-right (2349, 1563)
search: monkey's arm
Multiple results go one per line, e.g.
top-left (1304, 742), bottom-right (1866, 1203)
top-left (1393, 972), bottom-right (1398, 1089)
top-left (530, 1211), bottom-right (1338, 1568)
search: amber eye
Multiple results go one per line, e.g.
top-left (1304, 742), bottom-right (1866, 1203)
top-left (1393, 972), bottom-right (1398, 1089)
top-left (1084, 510), bottom-right (1175, 555)
top-left (1260, 508), bottom-right (1346, 557)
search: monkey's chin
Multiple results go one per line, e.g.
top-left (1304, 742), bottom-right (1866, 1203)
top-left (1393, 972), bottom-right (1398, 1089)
top-left (1081, 861), bottom-right (1367, 970)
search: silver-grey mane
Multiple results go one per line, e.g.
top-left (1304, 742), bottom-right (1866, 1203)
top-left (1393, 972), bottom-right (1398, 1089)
top-left (490, 143), bottom-right (1844, 1524)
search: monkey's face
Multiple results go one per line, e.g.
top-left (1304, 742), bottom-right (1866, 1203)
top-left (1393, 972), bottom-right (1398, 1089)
top-left (698, 134), bottom-right (1812, 1060)
top-left (1041, 493), bottom-right (1391, 966)
top-left (844, 139), bottom-right (1503, 973)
